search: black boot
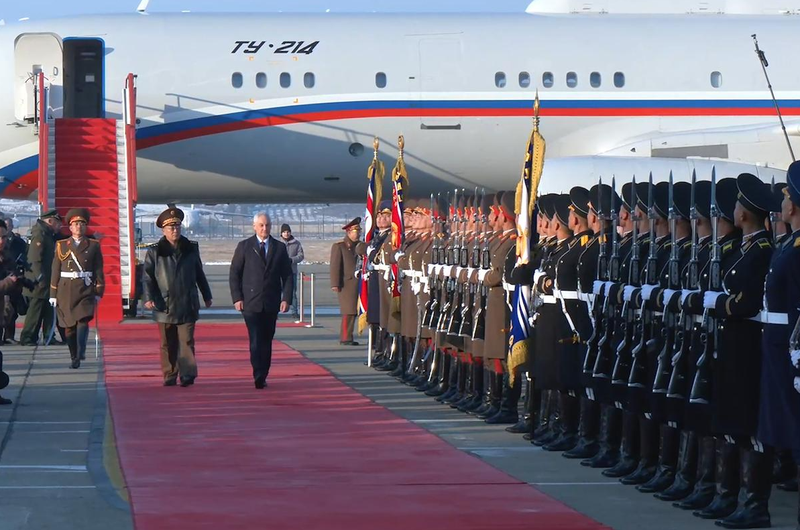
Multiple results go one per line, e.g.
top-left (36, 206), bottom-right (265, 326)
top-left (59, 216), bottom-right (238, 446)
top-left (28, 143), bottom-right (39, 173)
top-left (485, 369), bottom-right (519, 425)
top-left (469, 366), bottom-right (493, 415)
top-left (391, 339), bottom-right (409, 380)
top-left (694, 439), bottom-right (740, 519)
top-left (603, 409), bottom-right (639, 477)
top-left (425, 352), bottom-right (451, 397)
top-left (376, 334), bottom-right (399, 372)
top-left (435, 356), bottom-right (460, 402)
top-left (655, 430), bottom-right (698, 501)
top-left (523, 384), bottom-right (542, 441)
top-left (676, 435), bottom-right (717, 510)
top-left (476, 370), bottom-right (502, 419)
top-left (583, 405), bottom-right (622, 468)
top-left (441, 356), bottom-right (467, 405)
top-left (543, 392), bottom-right (579, 451)
top-left (637, 424), bottom-right (679, 493)
top-left (715, 446), bottom-right (772, 529)
top-left (506, 375), bottom-right (533, 433)
top-left (772, 448), bottom-right (795, 484)
top-left (461, 361), bottom-right (485, 412)
top-left (620, 416), bottom-right (658, 485)
top-left (533, 390), bottom-right (561, 446)
top-left (563, 396), bottom-right (600, 459)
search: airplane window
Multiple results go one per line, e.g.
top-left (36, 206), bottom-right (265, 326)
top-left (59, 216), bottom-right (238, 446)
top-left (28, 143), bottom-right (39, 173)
top-left (231, 72), bottom-right (243, 89)
top-left (304, 72), bottom-right (315, 89)
top-left (495, 72), bottom-right (507, 88)
top-left (711, 71), bottom-right (722, 88)
top-left (614, 72), bottom-right (625, 88)
top-left (566, 72), bottom-right (578, 88)
top-left (519, 72), bottom-right (531, 88)
top-left (280, 72), bottom-right (291, 88)
top-left (256, 73), bottom-right (267, 89)
top-left (376, 72), bottom-right (387, 88)
top-left (542, 72), bottom-right (554, 88)
top-left (590, 72), bottom-right (601, 88)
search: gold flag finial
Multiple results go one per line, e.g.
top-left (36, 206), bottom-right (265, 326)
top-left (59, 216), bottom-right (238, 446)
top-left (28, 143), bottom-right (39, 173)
top-left (533, 90), bottom-right (540, 132)
top-left (398, 135), bottom-right (405, 157)
top-left (373, 137), bottom-right (380, 159)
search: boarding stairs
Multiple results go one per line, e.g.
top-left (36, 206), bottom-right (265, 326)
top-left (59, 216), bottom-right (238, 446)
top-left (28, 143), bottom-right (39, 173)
top-left (37, 73), bottom-right (138, 323)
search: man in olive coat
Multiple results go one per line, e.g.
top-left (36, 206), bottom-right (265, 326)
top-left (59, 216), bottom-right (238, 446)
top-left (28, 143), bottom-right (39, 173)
top-left (49, 209), bottom-right (104, 369)
top-left (20, 210), bottom-right (61, 346)
top-left (330, 218), bottom-right (363, 345)
top-left (143, 207), bottom-right (212, 386)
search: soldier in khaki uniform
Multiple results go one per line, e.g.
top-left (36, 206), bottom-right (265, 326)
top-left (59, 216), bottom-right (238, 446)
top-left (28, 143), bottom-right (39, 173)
top-left (330, 217), bottom-right (363, 345)
top-left (20, 210), bottom-right (61, 346)
top-left (49, 208), bottom-right (104, 369)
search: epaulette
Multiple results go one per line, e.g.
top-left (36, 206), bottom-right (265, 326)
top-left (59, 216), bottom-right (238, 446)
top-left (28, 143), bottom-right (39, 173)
top-left (580, 235), bottom-right (589, 246)
top-left (794, 236), bottom-right (800, 248)
top-left (189, 240), bottom-right (199, 246)
top-left (599, 235), bottom-right (607, 245)
top-left (758, 239), bottom-right (771, 249)
top-left (681, 240), bottom-right (692, 249)
top-left (722, 241), bottom-right (734, 253)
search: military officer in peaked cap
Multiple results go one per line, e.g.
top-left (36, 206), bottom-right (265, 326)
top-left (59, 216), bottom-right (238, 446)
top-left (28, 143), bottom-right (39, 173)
top-left (49, 208), bottom-right (104, 369)
top-left (330, 217), bottom-right (364, 346)
top-left (145, 206), bottom-right (212, 387)
top-left (20, 209), bottom-right (62, 346)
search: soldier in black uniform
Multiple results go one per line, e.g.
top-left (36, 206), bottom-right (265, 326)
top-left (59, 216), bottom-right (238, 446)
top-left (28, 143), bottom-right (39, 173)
top-left (760, 163), bottom-right (800, 530)
top-left (696, 173), bottom-right (774, 528)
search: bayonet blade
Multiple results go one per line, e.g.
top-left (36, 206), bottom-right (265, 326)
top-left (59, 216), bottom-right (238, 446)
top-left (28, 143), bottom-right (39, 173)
top-left (668, 170), bottom-right (675, 218)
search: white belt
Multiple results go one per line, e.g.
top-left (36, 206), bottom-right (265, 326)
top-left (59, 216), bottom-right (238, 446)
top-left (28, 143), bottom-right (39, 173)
top-left (653, 311), bottom-right (664, 317)
top-left (691, 314), bottom-right (703, 324)
top-left (404, 270), bottom-right (424, 279)
top-left (749, 311), bottom-right (789, 325)
top-left (374, 265), bottom-right (391, 272)
top-left (578, 293), bottom-right (594, 303)
top-left (61, 271), bottom-right (92, 279)
top-left (503, 281), bottom-right (515, 293)
top-left (554, 289), bottom-right (580, 300)
top-left (540, 295), bottom-right (557, 305)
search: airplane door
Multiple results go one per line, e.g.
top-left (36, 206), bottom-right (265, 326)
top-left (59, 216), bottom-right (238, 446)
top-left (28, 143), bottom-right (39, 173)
top-left (13, 33), bottom-right (63, 122)
top-left (63, 39), bottom-right (104, 119)
top-left (418, 38), bottom-right (462, 130)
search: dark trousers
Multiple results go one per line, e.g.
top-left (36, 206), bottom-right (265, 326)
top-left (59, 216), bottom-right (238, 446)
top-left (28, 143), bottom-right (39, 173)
top-left (20, 297), bottom-right (54, 344)
top-left (3, 296), bottom-right (17, 342)
top-left (339, 314), bottom-right (355, 342)
top-left (158, 322), bottom-right (198, 383)
top-left (243, 311), bottom-right (277, 383)
top-left (65, 318), bottom-right (91, 361)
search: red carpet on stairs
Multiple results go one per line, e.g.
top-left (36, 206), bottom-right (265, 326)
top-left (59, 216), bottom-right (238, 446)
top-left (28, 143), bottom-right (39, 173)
top-left (103, 323), bottom-right (607, 530)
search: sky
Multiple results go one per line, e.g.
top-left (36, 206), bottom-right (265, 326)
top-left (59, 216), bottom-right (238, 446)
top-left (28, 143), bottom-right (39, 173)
top-left (2, 0), bottom-right (531, 21)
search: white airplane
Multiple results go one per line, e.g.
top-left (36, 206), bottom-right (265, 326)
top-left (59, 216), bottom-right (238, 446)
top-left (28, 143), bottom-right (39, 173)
top-left (0, 6), bottom-right (798, 203)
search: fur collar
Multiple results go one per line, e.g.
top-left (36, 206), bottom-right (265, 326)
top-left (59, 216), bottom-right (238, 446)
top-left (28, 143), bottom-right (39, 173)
top-left (157, 235), bottom-right (194, 257)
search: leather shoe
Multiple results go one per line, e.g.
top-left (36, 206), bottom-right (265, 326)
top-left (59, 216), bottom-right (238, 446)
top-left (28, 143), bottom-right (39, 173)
top-left (339, 341), bottom-right (360, 346)
top-left (163, 379), bottom-right (177, 387)
top-left (179, 378), bottom-right (195, 387)
top-left (69, 359), bottom-right (80, 369)
top-left (0, 395), bottom-right (11, 405)
top-left (255, 380), bottom-right (267, 389)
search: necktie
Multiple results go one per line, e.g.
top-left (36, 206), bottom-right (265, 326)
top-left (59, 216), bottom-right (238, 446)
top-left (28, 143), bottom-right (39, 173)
top-left (259, 240), bottom-right (266, 262)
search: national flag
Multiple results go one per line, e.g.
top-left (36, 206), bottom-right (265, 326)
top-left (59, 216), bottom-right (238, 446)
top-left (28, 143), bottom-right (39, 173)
top-left (390, 135), bottom-right (408, 315)
top-left (357, 139), bottom-right (385, 335)
top-left (509, 93), bottom-right (546, 383)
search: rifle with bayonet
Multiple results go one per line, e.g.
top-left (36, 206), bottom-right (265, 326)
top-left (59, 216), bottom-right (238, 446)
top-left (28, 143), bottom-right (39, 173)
top-left (667, 171), bottom-right (700, 399)
top-left (472, 192), bottom-right (491, 341)
top-left (459, 188), bottom-right (482, 337)
top-left (629, 172), bottom-right (658, 389)
top-left (437, 189), bottom-right (458, 333)
top-left (612, 176), bottom-right (640, 385)
top-left (583, 177), bottom-right (610, 375)
top-left (690, 167), bottom-right (719, 405)
top-left (653, 172), bottom-right (681, 394)
top-left (446, 190), bottom-right (467, 335)
top-left (594, 176), bottom-right (620, 379)
top-left (422, 193), bottom-right (438, 328)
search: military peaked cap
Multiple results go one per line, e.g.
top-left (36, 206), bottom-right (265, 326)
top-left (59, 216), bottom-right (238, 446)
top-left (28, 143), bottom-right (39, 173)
top-left (554, 194), bottom-right (572, 226)
top-left (569, 186), bottom-right (590, 218)
top-left (788, 161), bottom-right (800, 207)
top-left (156, 207), bottom-right (183, 228)
top-left (66, 208), bottom-right (91, 225)
top-left (342, 217), bottom-right (362, 231)
top-left (588, 183), bottom-right (622, 218)
top-left (736, 173), bottom-right (772, 216)
top-left (694, 180), bottom-right (712, 219)
top-left (41, 209), bottom-right (62, 221)
top-left (673, 181), bottom-right (692, 220)
top-left (717, 178), bottom-right (738, 223)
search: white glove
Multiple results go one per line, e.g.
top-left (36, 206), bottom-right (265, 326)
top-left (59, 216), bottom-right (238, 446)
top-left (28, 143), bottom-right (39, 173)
top-left (49, 297), bottom-right (57, 308)
top-left (680, 289), bottom-right (699, 306)
top-left (592, 280), bottom-right (604, 295)
top-left (703, 291), bottom-right (723, 310)
top-left (411, 281), bottom-right (422, 295)
top-left (478, 269), bottom-right (489, 282)
top-left (623, 285), bottom-right (636, 302)
top-left (641, 284), bottom-right (656, 301)
top-left (605, 281), bottom-right (616, 293)
top-left (394, 250), bottom-right (405, 261)
top-left (442, 265), bottom-right (453, 277)
top-left (427, 264), bottom-right (435, 275)
top-left (533, 270), bottom-right (544, 286)
top-left (662, 289), bottom-right (680, 306)
top-left (794, 376), bottom-right (800, 395)
top-left (790, 349), bottom-right (800, 369)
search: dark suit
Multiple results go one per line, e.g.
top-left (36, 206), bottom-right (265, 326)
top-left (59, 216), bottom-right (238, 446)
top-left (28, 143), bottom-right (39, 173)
top-left (229, 235), bottom-right (293, 383)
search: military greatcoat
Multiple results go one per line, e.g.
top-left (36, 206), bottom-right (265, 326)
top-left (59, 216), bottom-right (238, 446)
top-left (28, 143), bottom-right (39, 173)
top-left (483, 230), bottom-right (516, 360)
top-left (50, 238), bottom-right (104, 328)
top-left (330, 236), bottom-right (360, 316)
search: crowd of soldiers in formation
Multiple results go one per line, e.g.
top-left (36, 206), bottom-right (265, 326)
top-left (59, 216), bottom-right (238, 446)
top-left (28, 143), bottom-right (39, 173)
top-left (357, 166), bottom-right (800, 530)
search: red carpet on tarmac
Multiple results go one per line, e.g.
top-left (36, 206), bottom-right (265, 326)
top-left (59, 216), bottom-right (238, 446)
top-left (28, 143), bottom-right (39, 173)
top-left (103, 323), bottom-right (607, 530)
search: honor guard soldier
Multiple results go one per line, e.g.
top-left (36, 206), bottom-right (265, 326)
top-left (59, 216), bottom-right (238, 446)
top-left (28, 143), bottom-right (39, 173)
top-left (698, 173), bottom-right (774, 528)
top-left (761, 162), bottom-right (800, 530)
top-left (49, 208), bottom-right (104, 369)
top-left (330, 217), bottom-right (363, 346)
top-left (371, 201), bottom-right (394, 368)
top-left (365, 201), bottom-right (392, 363)
top-left (20, 209), bottom-right (62, 346)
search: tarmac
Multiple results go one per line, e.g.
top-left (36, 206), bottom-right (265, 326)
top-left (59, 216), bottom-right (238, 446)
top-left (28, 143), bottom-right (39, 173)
top-left (0, 263), bottom-right (796, 529)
